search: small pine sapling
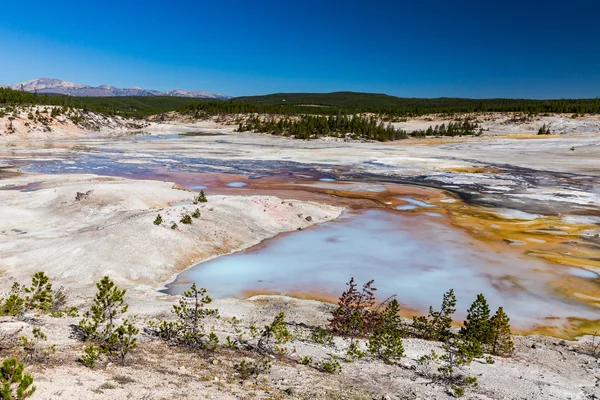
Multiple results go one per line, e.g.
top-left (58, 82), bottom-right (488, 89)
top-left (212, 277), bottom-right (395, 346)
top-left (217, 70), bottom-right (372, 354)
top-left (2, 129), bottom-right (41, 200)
top-left (368, 298), bottom-right (405, 364)
top-left (319, 358), bottom-right (342, 374)
top-left (191, 208), bottom-right (201, 218)
top-left (460, 294), bottom-right (492, 356)
top-left (0, 358), bottom-right (35, 399)
top-left (78, 276), bottom-right (128, 342)
top-left (412, 289), bottom-right (456, 341)
top-left (108, 318), bottom-right (139, 365)
top-left (1, 283), bottom-right (25, 318)
top-left (256, 312), bottom-right (292, 356)
top-left (150, 284), bottom-right (219, 349)
top-left (180, 214), bottom-right (192, 224)
top-left (236, 358), bottom-right (271, 380)
top-left (153, 214), bottom-right (163, 225)
top-left (80, 345), bottom-right (104, 369)
top-left (18, 328), bottom-right (55, 363)
top-left (193, 190), bottom-right (208, 204)
top-left (489, 307), bottom-right (514, 356)
top-left (24, 272), bottom-right (54, 313)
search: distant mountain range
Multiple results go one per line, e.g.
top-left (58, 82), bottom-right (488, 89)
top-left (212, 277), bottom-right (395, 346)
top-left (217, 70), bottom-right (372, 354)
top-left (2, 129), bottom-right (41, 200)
top-left (1, 78), bottom-right (231, 100)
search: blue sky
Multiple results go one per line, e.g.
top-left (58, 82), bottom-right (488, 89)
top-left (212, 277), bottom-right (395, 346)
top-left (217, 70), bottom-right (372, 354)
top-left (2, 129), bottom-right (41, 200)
top-left (1, 0), bottom-right (599, 98)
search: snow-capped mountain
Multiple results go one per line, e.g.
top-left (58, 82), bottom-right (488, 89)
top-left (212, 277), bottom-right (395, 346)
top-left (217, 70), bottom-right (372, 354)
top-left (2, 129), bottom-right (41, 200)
top-left (2, 78), bottom-right (231, 100)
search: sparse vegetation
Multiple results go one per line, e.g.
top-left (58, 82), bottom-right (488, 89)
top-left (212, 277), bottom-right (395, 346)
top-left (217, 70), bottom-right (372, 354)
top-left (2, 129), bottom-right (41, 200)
top-left (412, 289), bottom-right (456, 341)
top-left (368, 299), bottom-right (405, 363)
top-left (153, 214), bottom-right (162, 225)
top-left (77, 276), bottom-right (138, 365)
top-left (180, 214), bottom-right (192, 224)
top-left (148, 284), bottom-right (219, 349)
top-left (18, 328), bottom-right (55, 363)
top-left (193, 190), bottom-right (208, 204)
top-left (191, 208), bottom-right (201, 218)
top-left (0, 357), bottom-right (35, 399)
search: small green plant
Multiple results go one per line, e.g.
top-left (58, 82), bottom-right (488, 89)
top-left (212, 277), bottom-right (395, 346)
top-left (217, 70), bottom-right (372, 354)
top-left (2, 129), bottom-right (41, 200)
top-left (368, 298), bottom-right (405, 364)
top-left (311, 327), bottom-right (334, 346)
top-left (149, 284), bottom-right (219, 349)
top-left (345, 341), bottom-right (365, 362)
top-left (19, 328), bottom-right (55, 363)
top-left (193, 190), bottom-right (208, 204)
top-left (80, 345), bottom-right (105, 369)
top-left (412, 289), bottom-right (456, 341)
top-left (77, 276), bottom-right (138, 364)
top-left (319, 358), bottom-right (342, 374)
top-left (224, 336), bottom-right (237, 350)
top-left (180, 214), bottom-right (192, 224)
top-left (153, 214), bottom-right (163, 225)
top-left (191, 208), bottom-right (201, 218)
top-left (300, 356), bottom-right (312, 365)
top-left (256, 312), bottom-right (292, 355)
top-left (170, 222), bottom-right (178, 229)
top-left (0, 357), bottom-right (35, 399)
top-left (236, 358), bottom-right (271, 380)
top-left (108, 318), bottom-right (139, 365)
top-left (24, 272), bottom-right (54, 313)
top-left (1, 283), bottom-right (25, 317)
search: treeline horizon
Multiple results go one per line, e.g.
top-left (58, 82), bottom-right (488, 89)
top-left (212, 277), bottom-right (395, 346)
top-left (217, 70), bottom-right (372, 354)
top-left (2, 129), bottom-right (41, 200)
top-left (2, 87), bottom-right (600, 118)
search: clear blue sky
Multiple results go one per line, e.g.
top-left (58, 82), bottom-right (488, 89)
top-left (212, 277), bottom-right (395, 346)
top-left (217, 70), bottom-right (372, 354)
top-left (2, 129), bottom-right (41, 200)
top-left (1, 0), bottom-right (599, 98)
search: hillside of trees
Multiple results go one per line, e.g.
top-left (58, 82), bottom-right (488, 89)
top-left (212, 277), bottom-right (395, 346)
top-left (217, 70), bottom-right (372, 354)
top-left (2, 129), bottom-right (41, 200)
top-left (3, 87), bottom-right (600, 120)
top-left (232, 92), bottom-right (600, 116)
top-left (0, 88), bottom-right (204, 118)
top-left (239, 115), bottom-right (482, 141)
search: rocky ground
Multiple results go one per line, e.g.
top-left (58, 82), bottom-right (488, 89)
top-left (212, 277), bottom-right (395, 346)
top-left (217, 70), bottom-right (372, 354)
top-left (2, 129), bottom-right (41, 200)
top-left (1, 294), bottom-right (599, 400)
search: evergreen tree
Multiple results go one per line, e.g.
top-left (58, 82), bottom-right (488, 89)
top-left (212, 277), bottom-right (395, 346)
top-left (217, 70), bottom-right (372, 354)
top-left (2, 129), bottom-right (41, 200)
top-left (460, 294), bottom-right (492, 355)
top-left (489, 307), bottom-right (514, 356)
top-left (24, 272), bottom-right (53, 313)
top-left (368, 299), bottom-right (405, 363)
top-left (0, 357), bottom-right (35, 400)
top-left (412, 289), bottom-right (456, 341)
top-left (78, 276), bottom-right (128, 342)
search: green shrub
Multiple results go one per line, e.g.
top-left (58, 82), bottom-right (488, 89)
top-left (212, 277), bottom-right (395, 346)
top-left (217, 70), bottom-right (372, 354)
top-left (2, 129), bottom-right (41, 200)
top-left (459, 293), bottom-right (492, 356)
top-left (300, 356), bottom-right (312, 365)
top-left (193, 190), bottom-right (208, 204)
top-left (412, 289), bottom-right (456, 341)
top-left (180, 214), bottom-right (192, 224)
top-left (24, 272), bottom-right (54, 313)
top-left (489, 307), bottom-right (514, 356)
top-left (153, 214), bottom-right (162, 225)
top-left (0, 358), bottom-right (35, 399)
top-left (18, 328), bottom-right (55, 363)
top-left (319, 358), bottom-right (341, 374)
top-left (236, 358), bottom-right (271, 380)
top-left (368, 299), bottom-right (405, 363)
top-left (77, 276), bottom-right (138, 364)
top-left (311, 327), bottom-right (334, 346)
top-left (1, 284), bottom-right (25, 318)
top-left (149, 284), bottom-right (219, 349)
top-left (80, 345), bottom-right (105, 369)
top-left (256, 312), bottom-right (292, 355)
top-left (191, 208), bottom-right (201, 218)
